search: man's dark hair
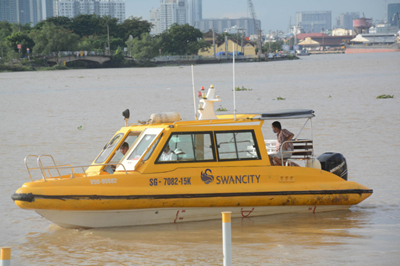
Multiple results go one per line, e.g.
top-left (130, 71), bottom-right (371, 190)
top-left (272, 121), bottom-right (281, 129)
top-left (120, 142), bottom-right (129, 149)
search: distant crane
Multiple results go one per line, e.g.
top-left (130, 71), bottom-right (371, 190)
top-left (392, 12), bottom-right (400, 28)
top-left (247, 0), bottom-right (262, 57)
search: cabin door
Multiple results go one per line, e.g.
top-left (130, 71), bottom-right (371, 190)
top-left (118, 128), bottom-right (163, 171)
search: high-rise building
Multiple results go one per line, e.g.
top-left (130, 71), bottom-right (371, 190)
top-left (295, 11), bottom-right (332, 33)
top-left (199, 18), bottom-right (261, 36)
top-left (337, 12), bottom-right (359, 29)
top-left (188, 0), bottom-right (202, 27)
top-left (150, 0), bottom-right (202, 34)
top-left (18, 0), bottom-right (31, 24)
top-left (335, 17), bottom-right (340, 28)
top-left (32, 0), bottom-right (42, 24)
top-left (0, 0), bottom-right (42, 26)
top-left (56, 0), bottom-right (125, 21)
top-left (388, 3), bottom-right (400, 26)
top-left (0, 0), bottom-right (18, 23)
top-left (78, 0), bottom-right (99, 15)
top-left (98, 0), bottom-right (125, 21)
top-left (159, 0), bottom-right (188, 32)
top-left (57, 0), bottom-right (78, 18)
top-left (45, 0), bottom-right (54, 18)
top-left (150, 8), bottom-right (161, 35)
top-left (51, 0), bottom-right (59, 18)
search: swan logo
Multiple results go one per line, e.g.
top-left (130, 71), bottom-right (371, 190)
top-left (201, 169), bottom-right (214, 184)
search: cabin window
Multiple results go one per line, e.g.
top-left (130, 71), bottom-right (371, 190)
top-left (215, 130), bottom-right (260, 161)
top-left (156, 132), bottom-right (215, 163)
top-left (143, 135), bottom-right (161, 161)
top-left (109, 132), bottom-right (141, 163)
top-left (117, 128), bottom-right (163, 171)
top-left (127, 134), bottom-right (157, 160)
top-left (95, 133), bottom-right (124, 164)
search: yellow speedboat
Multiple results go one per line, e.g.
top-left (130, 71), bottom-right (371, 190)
top-left (12, 85), bottom-right (372, 228)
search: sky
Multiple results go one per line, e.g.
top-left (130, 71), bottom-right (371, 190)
top-left (125, 0), bottom-right (400, 32)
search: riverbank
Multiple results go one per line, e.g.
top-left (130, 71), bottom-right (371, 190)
top-left (0, 63), bottom-right (69, 72)
top-left (156, 54), bottom-right (299, 66)
top-left (309, 50), bottom-right (345, 55)
top-left (0, 54), bottom-right (299, 72)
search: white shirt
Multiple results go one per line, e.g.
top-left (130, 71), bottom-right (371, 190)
top-left (160, 150), bottom-right (177, 161)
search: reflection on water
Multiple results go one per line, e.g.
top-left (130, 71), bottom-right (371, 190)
top-left (19, 209), bottom-right (377, 265)
top-left (1, 53), bottom-right (400, 265)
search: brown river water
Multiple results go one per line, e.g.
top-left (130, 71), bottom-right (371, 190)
top-left (1, 53), bottom-right (399, 265)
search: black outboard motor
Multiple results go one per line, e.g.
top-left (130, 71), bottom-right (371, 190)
top-left (317, 152), bottom-right (348, 181)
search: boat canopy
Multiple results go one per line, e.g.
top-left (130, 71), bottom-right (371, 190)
top-left (257, 109), bottom-right (315, 120)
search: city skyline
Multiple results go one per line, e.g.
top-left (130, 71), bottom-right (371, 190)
top-left (0, 0), bottom-right (43, 26)
top-left (125, 0), bottom-right (400, 32)
top-left (3, 0), bottom-right (399, 32)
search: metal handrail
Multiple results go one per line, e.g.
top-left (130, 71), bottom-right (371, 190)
top-left (279, 139), bottom-right (313, 166)
top-left (41, 163), bottom-right (129, 177)
top-left (218, 140), bottom-right (252, 145)
top-left (24, 155), bottom-right (39, 182)
top-left (24, 154), bottom-right (129, 182)
top-left (42, 164), bottom-right (73, 179)
top-left (37, 155), bottom-right (61, 181)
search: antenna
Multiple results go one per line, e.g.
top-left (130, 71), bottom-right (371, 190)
top-left (233, 43), bottom-right (236, 121)
top-left (191, 65), bottom-right (198, 120)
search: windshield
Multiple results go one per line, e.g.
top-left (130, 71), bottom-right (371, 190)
top-left (127, 134), bottom-right (157, 160)
top-left (109, 132), bottom-right (141, 163)
top-left (117, 128), bottom-right (164, 171)
top-left (95, 133), bottom-right (124, 164)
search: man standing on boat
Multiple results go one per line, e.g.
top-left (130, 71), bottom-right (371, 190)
top-left (270, 121), bottom-right (294, 166)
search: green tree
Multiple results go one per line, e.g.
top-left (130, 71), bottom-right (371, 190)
top-left (70, 14), bottom-right (126, 51)
top-left (6, 32), bottom-right (35, 56)
top-left (126, 33), bottom-right (159, 60)
top-left (0, 21), bottom-right (12, 59)
top-left (101, 15), bottom-right (120, 37)
top-left (110, 46), bottom-right (125, 64)
top-left (71, 14), bottom-right (117, 37)
top-left (89, 34), bottom-right (124, 51)
top-left (35, 16), bottom-right (72, 30)
top-left (0, 21), bottom-right (12, 37)
top-left (118, 17), bottom-right (153, 41)
top-left (262, 40), bottom-right (283, 53)
top-left (77, 36), bottom-right (95, 51)
top-left (189, 38), bottom-right (211, 54)
top-left (217, 32), bottom-right (236, 42)
top-left (106, 36), bottom-right (125, 51)
top-left (30, 23), bottom-right (80, 60)
top-left (90, 35), bottom-right (109, 50)
top-left (158, 23), bottom-right (208, 55)
top-left (10, 23), bottom-right (32, 33)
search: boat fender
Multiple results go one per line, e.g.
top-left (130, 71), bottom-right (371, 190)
top-left (317, 152), bottom-right (348, 181)
top-left (11, 193), bottom-right (34, 202)
top-left (150, 112), bottom-right (181, 124)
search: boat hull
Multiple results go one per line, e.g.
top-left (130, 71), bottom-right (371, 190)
top-left (35, 205), bottom-right (353, 229)
top-left (13, 187), bottom-right (372, 212)
top-left (13, 160), bottom-right (372, 229)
